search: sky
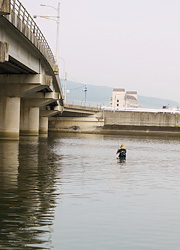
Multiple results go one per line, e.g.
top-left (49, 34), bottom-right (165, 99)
top-left (21, 0), bottom-right (180, 102)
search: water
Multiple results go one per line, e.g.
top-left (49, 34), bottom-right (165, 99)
top-left (0, 133), bottom-right (180, 249)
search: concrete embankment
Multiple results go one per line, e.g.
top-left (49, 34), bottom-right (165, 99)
top-left (101, 125), bottom-right (180, 137)
top-left (49, 110), bottom-right (180, 137)
top-left (101, 110), bottom-right (180, 137)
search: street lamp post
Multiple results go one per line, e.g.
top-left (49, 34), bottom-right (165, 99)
top-left (34, 3), bottom-right (67, 104)
top-left (59, 56), bottom-right (66, 101)
top-left (34, 2), bottom-right (60, 64)
top-left (56, 3), bottom-right (60, 65)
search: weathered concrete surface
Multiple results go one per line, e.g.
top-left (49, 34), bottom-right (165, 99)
top-left (104, 110), bottom-right (180, 127)
top-left (0, 96), bottom-right (20, 139)
top-left (49, 110), bottom-right (180, 137)
top-left (39, 117), bottom-right (48, 134)
top-left (49, 115), bottom-right (104, 132)
top-left (0, 74), bottom-right (53, 86)
top-left (102, 125), bottom-right (180, 137)
top-left (20, 103), bottom-right (39, 136)
top-left (0, 0), bottom-right (10, 15)
top-left (0, 41), bottom-right (8, 62)
top-left (64, 103), bottom-right (102, 115)
top-left (101, 110), bottom-right (180, 136)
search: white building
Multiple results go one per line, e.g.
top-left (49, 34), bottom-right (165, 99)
top-left (111, 88), bottom-right (126, 109)
top-left (111, 88), bottom-right (139, 110)
top-left (125, 91), bottom-right (139, 108)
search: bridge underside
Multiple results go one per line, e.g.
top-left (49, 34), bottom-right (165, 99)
top-left (0, 8), bottom-right (64, 139)
top-left (49, 104), bottom-right (104, 133)
top-left (0, 40), bottom-right (63, 139)
top-left (0, 73), bottom-right (63, 139)
top-left (0, 56), bottom-right (35, 74)
top-left (0, 2), bottom-right (103, 139)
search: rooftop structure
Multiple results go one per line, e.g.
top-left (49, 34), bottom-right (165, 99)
top-left (111, 88), bottom-right (139, 110)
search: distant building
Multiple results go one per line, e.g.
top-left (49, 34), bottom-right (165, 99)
top-left (125, 91), bottom-right (139, 108)
top-left (111, 88), bottom-right (126, 109)
top-left (111, 88), bottom-right (139, 110)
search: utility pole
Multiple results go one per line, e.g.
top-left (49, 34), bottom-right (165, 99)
top-left (84, 85), bottom-right (87, 104)
top-left (64, 72), bottom-right (67, 103)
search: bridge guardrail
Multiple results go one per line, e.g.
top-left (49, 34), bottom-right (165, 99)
top-left (8, 0), bottom-right (55, 65)
top-left (66, 100), bottom-right (102, 110)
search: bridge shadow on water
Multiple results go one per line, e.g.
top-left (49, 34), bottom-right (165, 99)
top-left (0, 136), bottom-right (62, 249)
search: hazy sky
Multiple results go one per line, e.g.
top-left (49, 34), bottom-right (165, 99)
top-left (21, 0), bottom-right (180, 101)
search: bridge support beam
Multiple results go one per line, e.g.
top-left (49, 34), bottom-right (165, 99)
top-left (0, 96), bottom-right (20, 139)
top-left (20, 100), bottom-right (39, 136)
top-left (0, 42), bottom-right (9, 62)
top-left (0, 74), bottom-right (55, 139)
top-left (39, 117), bottom-right (49, 134)
top-left (0, 0), bottom-right (10, 15)
top-left (20, 97), bottom-right (59, 136)
top-left (39, 108), bottom-right (62, 134)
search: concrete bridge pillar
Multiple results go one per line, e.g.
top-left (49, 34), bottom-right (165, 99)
top-left (39, 117), bottom-right (49, 134)
top-left (20, 100), bottom-right (40, 136)
top-left (0, 96), bottom-right (20, 139)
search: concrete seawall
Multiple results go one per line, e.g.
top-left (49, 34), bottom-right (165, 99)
top-left (102, 110), bottom-right (180, 137)
top-left (49, 110), bottom-right (180, 137)
top-left (104, 110), bottom-right (180, 127)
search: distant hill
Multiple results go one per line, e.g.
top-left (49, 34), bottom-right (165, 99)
top-left (65, 80), bottom-right (180, 109)
top-left (138, 96), bottom-right (179, 109)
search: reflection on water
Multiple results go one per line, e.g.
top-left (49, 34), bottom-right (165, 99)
top-left (0, 133), bottom-right (180, 249)
top-left (0, 136), bottom-right (61, 249)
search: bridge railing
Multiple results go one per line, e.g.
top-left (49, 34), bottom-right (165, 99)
top-left (8, 0), bottom-right (55, 64)
top-left (65, 100), bottom-right (102, 110)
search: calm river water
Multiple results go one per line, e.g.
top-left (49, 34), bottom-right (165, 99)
top-left (0, 132), bottom-right (180, 249)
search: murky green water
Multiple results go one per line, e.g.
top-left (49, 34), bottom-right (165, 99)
top-left (0, 133), bottom-right (180, 249)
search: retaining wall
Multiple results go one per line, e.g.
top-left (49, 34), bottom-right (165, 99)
top-left (104, 110), bottom-right (180, 127)
top-left (49, 110), bottom-right (180, 136)
top-left (102, 110), bottom-right (180, 136)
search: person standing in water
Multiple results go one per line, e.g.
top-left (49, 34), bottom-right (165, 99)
top-left (116, 144), bottom-right (126, 161)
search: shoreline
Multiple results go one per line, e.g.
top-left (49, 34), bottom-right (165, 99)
top-left (49, 127), bottom-right (180, 138)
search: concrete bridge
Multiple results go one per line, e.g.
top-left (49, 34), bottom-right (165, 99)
top-left (49, 101), bottom-right (104, 132)
top-left (0, 0), bottom-right (105, 139)
top-left (0, 0), bottom-right (64, 139)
